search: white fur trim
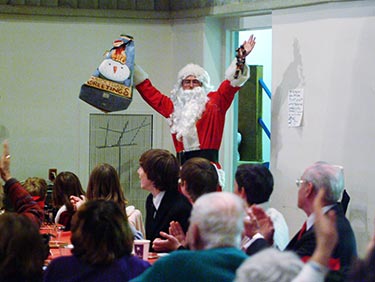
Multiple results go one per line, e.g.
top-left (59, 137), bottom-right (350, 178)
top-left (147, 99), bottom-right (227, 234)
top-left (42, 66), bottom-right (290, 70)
top-left (212, 163), bottom-right (225, 189)
top-left (176, 63), bottom-right (213, 92)
top-left (54, 205), bottom-right (67, 224)
top-left (225, 59), bottom-right (250, 87)
top-left (133, 64), bottom-right (149, 85)
top-left (178, 63), bottom-right (210, 84)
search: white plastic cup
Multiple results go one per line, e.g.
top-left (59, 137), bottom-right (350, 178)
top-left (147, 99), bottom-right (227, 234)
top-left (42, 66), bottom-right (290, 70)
top-left (133, 239), bottom-right (150, 260)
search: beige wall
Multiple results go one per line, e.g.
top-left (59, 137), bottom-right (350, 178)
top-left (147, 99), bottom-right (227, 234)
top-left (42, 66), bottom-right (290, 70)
top-left (270, 1), bottom-right (375, 255)
top-left (0, 16), bottom-right (175, 186)
top-left (0, 15), bottom-right (231, 187)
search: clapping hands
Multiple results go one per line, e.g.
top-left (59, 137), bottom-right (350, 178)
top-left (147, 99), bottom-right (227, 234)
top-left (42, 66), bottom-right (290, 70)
top-left (152, 221), bottom-right (186, 252)
top-left (70, 195), bottom-right (86, 211)
top-left (244, 205), bottom-right (274, 244)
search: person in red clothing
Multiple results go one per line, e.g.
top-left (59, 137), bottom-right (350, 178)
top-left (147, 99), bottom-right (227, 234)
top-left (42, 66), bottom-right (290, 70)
top-left (133, 35), bottom-right (256, 177)
top-left (0, 140), bottom-right (44, 227)
top-left (23, 176), bottom-right (48, 210)
top-left (52, 171), bottom-right (85, 230)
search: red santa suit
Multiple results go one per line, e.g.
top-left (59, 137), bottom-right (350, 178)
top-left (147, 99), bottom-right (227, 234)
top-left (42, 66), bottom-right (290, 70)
top-left (134, 60), bottom-right (249, 167)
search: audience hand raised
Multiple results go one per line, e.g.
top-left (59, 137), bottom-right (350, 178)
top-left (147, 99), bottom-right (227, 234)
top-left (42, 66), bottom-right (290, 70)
top-left (153, 231), bottom-right (181, 252)
top-left (311, 189), bottom-right (338, 266)
top-left (169, 221), bottom-right (186, 245)
top-left (69, 195), bottom-right (86, 211)
top-left (152, 220), bottom-right (186, 252)
top-left (0, 140), bottom-right (11, 182)
top-left (244, 205), bottom-right (274, 244)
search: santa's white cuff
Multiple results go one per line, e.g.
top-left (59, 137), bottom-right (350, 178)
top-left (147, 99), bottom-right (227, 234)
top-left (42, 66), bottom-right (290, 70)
top-left (225, 58), bottom-right (250, 87)
top-left (133, 64), bottom-right (149, 86)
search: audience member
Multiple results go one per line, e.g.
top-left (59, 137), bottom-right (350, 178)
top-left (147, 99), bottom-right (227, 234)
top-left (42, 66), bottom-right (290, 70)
top-left (179, 157), bottom-right (220, 203)
top-left (138, 149), bottom-right (192, 251)
top-left (131, 192), bottom-right (248, 282)
top-left (236, 188), bottom-right (339, 282)
top-left (52, 171), bottom-right (85, 230)
top-left (246, 161), bottom-right (357, 281)
top-left (43, 200), bottom-right (150, 281)
top-left (70, 163), bottom-right (144, 239)
top-left (0, 213), bottom-right (46, 282)
top-left (235, 163), bottom-right (289, 250)
top-left (152, 157), bottom-right (219, 251)
top-left (23, 177), bottom-right (48, 210)
top-left (0, 140), bottom-right (44, 226)
top-left (235, 248), bottom-right (304, 282)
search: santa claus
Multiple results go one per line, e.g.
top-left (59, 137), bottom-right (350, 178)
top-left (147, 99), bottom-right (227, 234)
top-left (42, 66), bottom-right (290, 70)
top-left (133, 35), bottom-right (256, 185)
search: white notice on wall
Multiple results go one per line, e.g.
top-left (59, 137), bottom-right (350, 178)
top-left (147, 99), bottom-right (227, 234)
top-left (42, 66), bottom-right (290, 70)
top-left (288, 89), bottom-right (304, 127)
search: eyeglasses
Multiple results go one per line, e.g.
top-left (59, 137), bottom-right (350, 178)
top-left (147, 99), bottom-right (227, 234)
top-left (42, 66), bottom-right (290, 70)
top-left (181, 79), bottom-right (202, 86)
top-left (295, 179), bottom-right (306, 188)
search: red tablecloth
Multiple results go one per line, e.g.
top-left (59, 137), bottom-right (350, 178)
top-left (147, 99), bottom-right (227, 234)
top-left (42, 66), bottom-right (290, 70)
top-left (40, 225), bottom-right (72, 265)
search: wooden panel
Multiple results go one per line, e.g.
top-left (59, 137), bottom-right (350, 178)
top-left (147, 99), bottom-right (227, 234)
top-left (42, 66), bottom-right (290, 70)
top-left (99, 0), bottom-right (117, 9)
top-left (154, 0), bottom-right (168, 10)
top-left (58, 0), bottom-right (77, 7)
top-left (5, 0), bottom-right (25, 4)
top-left (78, 0), bottom-right (98, 9)
top-left (136, 0), bottom-right (154, 10)
top-left (117, 0), bottom-right (136, 9)
top-left (40, 0), bottom-right (58, 6)
top-left (25, 0), bottom-right (41, 5)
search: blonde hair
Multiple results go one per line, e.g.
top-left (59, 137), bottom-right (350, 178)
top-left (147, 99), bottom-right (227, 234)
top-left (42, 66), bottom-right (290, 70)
top-left (23, 177), bottom-right (47, 199)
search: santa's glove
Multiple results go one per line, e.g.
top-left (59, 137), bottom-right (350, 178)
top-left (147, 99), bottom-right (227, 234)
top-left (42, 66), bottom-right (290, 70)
top-left (133, 64), bottom-right (149, 86)
top-left (225, 59), bottom-right (250, 87)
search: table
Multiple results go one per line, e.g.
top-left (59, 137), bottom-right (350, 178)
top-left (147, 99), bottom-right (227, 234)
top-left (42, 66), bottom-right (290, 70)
top-left (40, 225), bottom-right (163, 265)
top-left (40, 224), bottom-right (72, 265)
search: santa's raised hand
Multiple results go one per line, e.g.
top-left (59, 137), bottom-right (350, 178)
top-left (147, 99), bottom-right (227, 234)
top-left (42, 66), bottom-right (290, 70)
top-left (242, 34), bottom-right (256, 57)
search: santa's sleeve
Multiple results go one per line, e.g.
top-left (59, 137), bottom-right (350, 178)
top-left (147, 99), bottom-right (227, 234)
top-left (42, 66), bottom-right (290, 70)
top-left (225, 58), bottom-right (250, 87)
top-left (135, 79), bottom-right (174, 118)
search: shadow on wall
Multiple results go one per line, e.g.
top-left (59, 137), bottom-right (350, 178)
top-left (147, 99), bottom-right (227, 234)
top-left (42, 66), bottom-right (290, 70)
top-left (272, 38), bottom-right (305, 169)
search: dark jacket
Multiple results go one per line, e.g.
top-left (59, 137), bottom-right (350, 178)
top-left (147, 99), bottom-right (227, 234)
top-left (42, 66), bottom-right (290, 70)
top-left (145, 190), bottom-right (192, 251)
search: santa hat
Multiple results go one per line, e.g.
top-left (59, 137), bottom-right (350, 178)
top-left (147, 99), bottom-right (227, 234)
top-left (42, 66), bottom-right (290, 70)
top-left (176, 63), bottom-right (213, 92)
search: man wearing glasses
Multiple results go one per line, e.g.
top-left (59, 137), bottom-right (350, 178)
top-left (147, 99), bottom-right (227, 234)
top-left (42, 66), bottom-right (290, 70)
top-left (286, 162), bottom-right (357, 278)
top-left (133, 35), bottom-right (256, 177)
top-left (247, 162), bottom-right (357, 281)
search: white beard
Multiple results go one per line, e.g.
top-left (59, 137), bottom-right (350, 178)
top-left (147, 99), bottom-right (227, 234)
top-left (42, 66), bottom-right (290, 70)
top-left (168, 87), bottom-right (209, 148)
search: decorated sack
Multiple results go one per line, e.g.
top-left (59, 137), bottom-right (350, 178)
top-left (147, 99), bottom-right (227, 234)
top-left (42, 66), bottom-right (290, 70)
top-left (79, 34), bottom-right (134, 112)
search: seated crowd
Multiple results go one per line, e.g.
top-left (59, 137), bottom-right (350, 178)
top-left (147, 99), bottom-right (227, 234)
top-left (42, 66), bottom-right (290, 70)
top-left (0, 140), bottom-right (373, 282)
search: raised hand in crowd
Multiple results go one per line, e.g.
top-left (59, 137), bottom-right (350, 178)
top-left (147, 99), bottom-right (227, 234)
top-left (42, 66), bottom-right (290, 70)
top-left (244, 204), bottom-right (274, 244)
top-left (153, 231), bottom-right (181, 252)
top-left (153, 220), bottom-right (186, 252)
top-left (69, 195), bottom-right (86, 211)
top-left (310, 188), bottom-right (338, 267)
top-left (0, 140), bottom-right (11, 182)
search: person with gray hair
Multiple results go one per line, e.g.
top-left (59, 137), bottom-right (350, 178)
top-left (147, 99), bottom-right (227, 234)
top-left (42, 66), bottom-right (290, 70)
top-left (286, 161), bottom-right (356, 280)
top-left (130, 192), bottom-right (248, 282)
top-left (235, 248), bottom-right (304, 282)
top-left (247, 161), bottom-right (356, 281)
top-left (237, 188), bottom-right (340, 282)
